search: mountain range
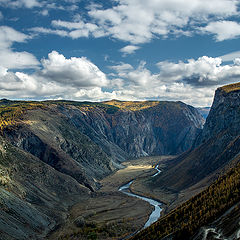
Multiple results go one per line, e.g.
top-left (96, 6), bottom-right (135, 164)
top-left (0, 82), bottom-right (239, 239)
top-left (0, 98), bottom-right (203, 239)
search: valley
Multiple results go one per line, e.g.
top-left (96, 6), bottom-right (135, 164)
top-left (0, 99), bottom-right (204, 240)
top-left (0, 82), bottom-right (240, 240)
top-left (48, 156), bottom-right (173, 240)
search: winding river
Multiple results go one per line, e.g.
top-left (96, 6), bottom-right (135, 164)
top-left (118, 164), bottom-right (163, 229)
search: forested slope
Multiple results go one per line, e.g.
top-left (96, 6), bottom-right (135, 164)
top-left (132, 162), bottom-right (240, 240)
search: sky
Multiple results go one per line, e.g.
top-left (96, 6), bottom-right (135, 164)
top-left (0, 0), bottom-right (240, 107)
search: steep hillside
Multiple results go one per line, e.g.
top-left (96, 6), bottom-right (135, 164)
top-left (0, 102), bottom-right (114, 191)
top-left (152, 82), bottom-right (240, 192)
top-left (87, 100), bottom-right (204, 157)
top-left (132, 162), bottom-right (240, 240)
top-left (0, 136), bottom-right (89, 240)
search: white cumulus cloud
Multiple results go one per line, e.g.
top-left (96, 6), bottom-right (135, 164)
top-left (31, 20), bottom-right (98, 39)
top-left (0, 0), bottom-right (42, 8)
top-left (30, 27), bottom-right (68, 37)
top-left (109, 63), bottom-right (134, 72)
top-left (0, 26), bottom-right (28, 48)
top-left (1, 51), bottom-right (240, 107)
top-left (0, 26), bottom-right (39, 69)
top-left (109, 56), bottom-right (240, 106)
top-left (157, 56), bottom-right (240, 86)
top-left (220, 51), bottom-right (240, 62)
top-left (40, 51), bottom-right (108, 88)
top-left (0, 51), bottom-right (109, 99)
top-left (233, 58), bottom-right (240, 66)
top-left (87, 0), bottom-right (238, 44)
top-left (201, 21), bottom-right (240, 41)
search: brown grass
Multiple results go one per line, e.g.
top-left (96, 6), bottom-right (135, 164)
top-left (103, 100), bottom-right (159, 111)
top-left (220, 82), bottom-right (240, 93)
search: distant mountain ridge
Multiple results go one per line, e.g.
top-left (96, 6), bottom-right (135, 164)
top-left (197, 107), bottom-right (210, 120)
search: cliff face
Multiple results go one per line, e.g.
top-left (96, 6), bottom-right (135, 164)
top-left (3, 107), bottom-right (114, 192)
top-left (195, 86), bottom-right (240, 146)
top-left (153, 83), bottom-right (240, 191)
top-left (133, 83), bottom-right (240, 240)
top-left (72, 101), bottom-right (204, 158)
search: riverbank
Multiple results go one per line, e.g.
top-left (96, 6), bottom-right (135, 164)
top-left (119, 178), bottom-right (163, 229)
top-left (48, 156), bottom-right (173, 240)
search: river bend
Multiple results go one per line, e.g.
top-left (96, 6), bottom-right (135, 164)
top-left (118, 164), bottom-right (162, 229)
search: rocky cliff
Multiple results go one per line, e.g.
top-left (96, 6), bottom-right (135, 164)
top-left (195, 83), bottom-right (240, 146)
top-left (3, 106), bottom-right (114, 191)
top-left (74, 100), bottom-right (204, 158)
top-left (133, 82), bottom-right (240, 240)
top-left (153, 82), bottom-right (240, 192)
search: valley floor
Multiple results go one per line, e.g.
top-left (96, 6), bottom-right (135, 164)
top-left (48, 156), bottom-right (173, 240)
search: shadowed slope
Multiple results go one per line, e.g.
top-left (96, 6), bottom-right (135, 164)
top-left (152, 83), bottom-right (240, 192)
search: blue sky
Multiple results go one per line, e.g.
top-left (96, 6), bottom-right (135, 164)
top-left (0, 0), bottom-right (240, 106)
